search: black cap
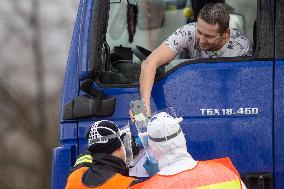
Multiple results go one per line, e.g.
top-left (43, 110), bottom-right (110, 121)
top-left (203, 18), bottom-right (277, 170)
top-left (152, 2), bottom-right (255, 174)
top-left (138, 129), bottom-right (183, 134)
top-left (87, 120), bottom-right (122, 156)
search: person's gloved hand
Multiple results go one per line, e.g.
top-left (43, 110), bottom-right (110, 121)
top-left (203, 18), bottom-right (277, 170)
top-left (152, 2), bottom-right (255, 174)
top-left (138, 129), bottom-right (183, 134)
top-left (135, 136), bottom-right (143, 148)
top-left (143, 156), bottom-right (159, 176)
top-left (134, 134), bottom-right (149, 149)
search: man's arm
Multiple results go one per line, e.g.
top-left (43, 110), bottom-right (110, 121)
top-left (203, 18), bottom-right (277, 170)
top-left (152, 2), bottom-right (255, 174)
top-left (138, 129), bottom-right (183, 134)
top-left (140, 43), bottom-right (177, 114)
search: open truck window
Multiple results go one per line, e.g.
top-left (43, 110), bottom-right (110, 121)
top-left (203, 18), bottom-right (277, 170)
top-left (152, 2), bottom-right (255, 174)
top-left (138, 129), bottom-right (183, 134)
top-left (87, 0), bottom-right (258, 86)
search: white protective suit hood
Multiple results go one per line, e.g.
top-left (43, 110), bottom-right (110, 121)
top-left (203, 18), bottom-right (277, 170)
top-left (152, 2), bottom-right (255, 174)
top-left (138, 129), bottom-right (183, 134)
top-left (147, 112), bottom-right (197, 175)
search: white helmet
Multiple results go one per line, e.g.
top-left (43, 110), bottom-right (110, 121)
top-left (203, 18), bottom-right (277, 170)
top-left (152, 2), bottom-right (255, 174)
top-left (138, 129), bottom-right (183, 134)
top-left (147, 112), bottom-right (190, 164)
top-left (147, 112), bottom-right (183, 142)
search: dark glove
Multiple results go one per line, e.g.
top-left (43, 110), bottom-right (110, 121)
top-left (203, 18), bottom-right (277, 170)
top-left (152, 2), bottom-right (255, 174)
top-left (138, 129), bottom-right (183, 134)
top-left (143, 156), bottom-right (159, 176)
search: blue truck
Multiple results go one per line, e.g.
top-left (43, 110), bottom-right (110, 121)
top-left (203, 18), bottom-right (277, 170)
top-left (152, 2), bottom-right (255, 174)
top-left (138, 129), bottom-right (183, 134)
top-left (52, 0), bottom-right (284, 188)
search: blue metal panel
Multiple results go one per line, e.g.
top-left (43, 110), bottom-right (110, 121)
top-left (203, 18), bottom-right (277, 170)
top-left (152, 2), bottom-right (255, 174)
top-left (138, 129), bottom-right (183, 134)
top-left (60, 0), bottom-right (86, 119)
top-left (79, 0), bottom-right (94, 79)
top-left (75, 60), bottom-right (274, 177)
top-left (274, 59), bottom-right (284, 189)
top-left (60, 122), bottom-right (78, 145)
top-left (77, 0), bottom-right (87, 79)
top-left (51, 145), bottom-right (77, 189)
top-left (52, 122), bottom-right (78, 189)
top-left (150, 60), bottom-right (273, 175)
top-left (78, 121), bottom-right (91, 154)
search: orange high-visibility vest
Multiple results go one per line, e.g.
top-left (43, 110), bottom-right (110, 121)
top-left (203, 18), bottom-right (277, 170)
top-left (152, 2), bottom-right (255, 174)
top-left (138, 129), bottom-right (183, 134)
top-left (130, 157), bottom-right (242, 189)
top-left (65, 167), bottom-right (136, 189)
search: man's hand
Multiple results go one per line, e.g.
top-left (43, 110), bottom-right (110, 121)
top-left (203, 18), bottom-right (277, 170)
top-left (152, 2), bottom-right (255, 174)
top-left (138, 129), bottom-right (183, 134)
top-left (142, 99), bottom-right (151, 117)
top-left (129, 99), bottom-right (151, 124)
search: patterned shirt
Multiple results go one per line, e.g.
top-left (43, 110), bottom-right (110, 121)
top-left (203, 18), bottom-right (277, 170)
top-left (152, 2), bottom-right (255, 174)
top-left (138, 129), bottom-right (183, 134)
top-left (164, 23), bottom-right (253, 59)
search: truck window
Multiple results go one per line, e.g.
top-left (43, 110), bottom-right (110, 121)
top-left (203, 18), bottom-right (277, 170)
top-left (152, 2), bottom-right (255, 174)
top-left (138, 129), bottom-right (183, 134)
top-left (92, 0), bottom-right (257, 85)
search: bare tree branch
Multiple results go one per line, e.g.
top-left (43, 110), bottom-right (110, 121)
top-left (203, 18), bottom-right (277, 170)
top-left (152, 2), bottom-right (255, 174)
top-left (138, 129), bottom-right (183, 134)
top-left (0, 111), bottom-right (43, 146)
top-left (0, 77), bottom-right (35, 128)
top-left (10, 0), bottom-right (29, 19)
top-left (0, 177), bottom-right (14, 189)
top-left (0, 7), bottom-right (31, 37)
top-left (30, 0), bottom-right (47, 132)
top-left (0, 159), bottom-right (39, 174)
top-left (0, 0), bottom-right (78, 188)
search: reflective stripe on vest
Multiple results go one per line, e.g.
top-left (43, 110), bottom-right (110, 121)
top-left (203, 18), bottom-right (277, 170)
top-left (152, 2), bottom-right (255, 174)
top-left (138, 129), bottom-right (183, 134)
top-left (129, 157), bottom-right (241, 189)
top-left (194, 179), bottom-right (241, 189)
top-left (65, 167), bottom-right (136, 189)
top-left (74, 155), bottom-right (93, 166)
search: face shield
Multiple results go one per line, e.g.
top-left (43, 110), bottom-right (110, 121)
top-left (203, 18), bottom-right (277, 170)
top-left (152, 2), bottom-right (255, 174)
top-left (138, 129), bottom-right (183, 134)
top-left (133, 107), bottom-right (183, 162)
top-left (88, 123), bottom-right (134, 167)
top-left (120, 123), bottom-right (135, 166)
top-left (146, 109), bottom-right (194, 172)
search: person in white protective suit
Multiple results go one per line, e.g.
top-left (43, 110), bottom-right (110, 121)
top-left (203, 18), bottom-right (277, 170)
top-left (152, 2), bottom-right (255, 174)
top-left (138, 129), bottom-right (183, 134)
top-left (130, 112), bottom-right (248, 189)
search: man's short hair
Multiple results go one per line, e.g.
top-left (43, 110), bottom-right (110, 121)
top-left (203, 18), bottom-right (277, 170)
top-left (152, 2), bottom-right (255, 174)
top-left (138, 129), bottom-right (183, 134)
top-left (197, 3), bottom-right (230, 33)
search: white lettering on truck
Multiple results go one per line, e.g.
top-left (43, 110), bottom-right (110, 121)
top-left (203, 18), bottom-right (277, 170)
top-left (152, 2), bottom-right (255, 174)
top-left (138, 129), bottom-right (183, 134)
top-left (200, 108), bottom-right (259, 116)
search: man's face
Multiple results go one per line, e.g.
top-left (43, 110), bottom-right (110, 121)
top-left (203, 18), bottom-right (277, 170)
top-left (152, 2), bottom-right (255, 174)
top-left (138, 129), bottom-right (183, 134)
top-left (196, 18), bottom-right (227, 51)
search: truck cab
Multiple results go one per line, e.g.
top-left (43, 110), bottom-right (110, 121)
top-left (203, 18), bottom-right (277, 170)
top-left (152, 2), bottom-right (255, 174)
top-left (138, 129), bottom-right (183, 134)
top-left (52, 0), bottom-right (284, 189)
